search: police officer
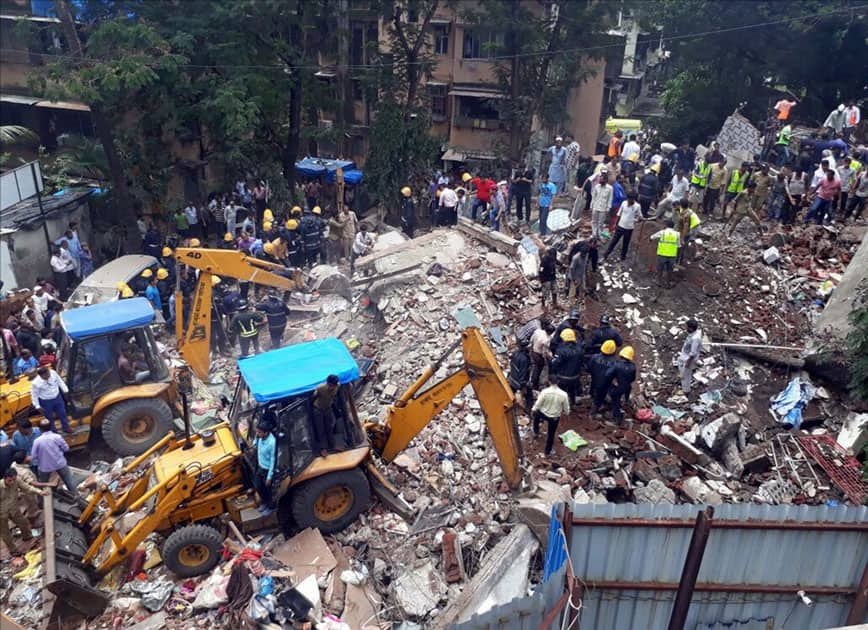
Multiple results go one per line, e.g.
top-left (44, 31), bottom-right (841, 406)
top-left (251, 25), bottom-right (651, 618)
top-left (256, 289), bottom-right (290, 349)
top-left (156, 268), bottom-right (172, 323)
top-left (281, 219), bottom-right (305, 268)
top-left (229, 301), bottom-right (264, 357)
top-left (300, 207), bottom-right (325, 266)
top-left (588, 339), bottom-right (618, 414)
top-left (401, 186), bottom-right (416, 238)
top-left (586, 314), bottom-right (623, 355)
top-left (603, 345), bottom-right (636, 424)
top-left (161, 246), bottom-right (176, 279)
top-left (550, 328), bottom-right (583, 405)
top-left (507, 339), bottom-right (533, 408)
top-left (550, 308), bottom-right (583, 356)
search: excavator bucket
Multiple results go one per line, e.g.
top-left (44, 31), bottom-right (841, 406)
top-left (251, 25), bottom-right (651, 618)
top-left (43, 488), bottom-right (110, 621)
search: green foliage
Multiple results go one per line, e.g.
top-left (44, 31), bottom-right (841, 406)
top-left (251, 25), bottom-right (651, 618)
top-left (632, 0), bottom-right (868, 142)
top-left (847, 306), bottom-right (868, 402)
top-left (0, 125), bottom-right (40, 146)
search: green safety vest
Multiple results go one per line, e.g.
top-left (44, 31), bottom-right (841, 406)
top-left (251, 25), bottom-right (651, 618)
top-left (851, 159), bottom-right (863, 172)
top-left (689, 211), bottom-right (701, 229)
top-left (776, 125), bottom-right (792, 146)
top-left (727, 170), bottom-right (746, 194)
top-left (657, 229), bottom-right (679, 257)
top-left (690, 162), bottom-right (710, 187)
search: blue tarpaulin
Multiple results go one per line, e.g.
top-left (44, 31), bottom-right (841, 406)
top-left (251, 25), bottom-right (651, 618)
top-left (62, 297), bottom-right (155, 340)
top-left (238, 338), bottom-right (360, 403)
top-left (770, 376), bottom-right (816, 430)
top-left (295, 158), bottom-right (356, 179)
top-left (326, 168), bottom-right (363, 185)
top-left (543, 505), bottom-right (568, 582)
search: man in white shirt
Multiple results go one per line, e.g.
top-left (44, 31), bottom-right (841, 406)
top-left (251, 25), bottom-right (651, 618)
top-left (438, 185), bottom-right (459, 226)
top-left (604, 191), bottom-right (643, 262)
top-left (30, 366), bottom-right (71, 433)
top-left (531, 376), bottom-right (571, 456)
top-left (589, 171), bottom-right (613, 238)
top-left (224, 201), bottom-right (237, 238)
top-left (843, 101), bottom-right (861, 132)
top-left (677, 319), bottom-right (703, 395)
top-left (49, 245), bottom-right (76, 299)
top-left (621, 134), bottom-right (641, 162)
top-left (811, 159), bottom-right (838, 188)
top-left (184, 203), bottom-right (200, 238)
top-left (529, 321), bottom-right (554, 389)
top-left (654, 169), bottom-right (689, 218)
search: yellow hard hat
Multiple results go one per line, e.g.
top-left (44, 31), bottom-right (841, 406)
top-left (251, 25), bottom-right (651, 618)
top-left (121, 286), bottom-right (134, 298)
top-left (263, 221), bottom-right (273, 231)
top-left (263, 242), bottom-right (275, 255)
top-left (312, 206), bottom-right (322, 215)
top-left (286, 219), bottom-right (299, 230)
top-left (619, 345), bottom-right (634, 361)
top-left (189, 238), bottom-right (201, 248)
top-left (560, 328), bottom-right (576, 343)
top-left (263, 208), bottom-right (274, 221)
top-left (211, 275), bottom-right (221, 286)
top-left (601, 340), bottom-right (617, 355)
top-left (115, 281), bottom-right (127, 291)
top-left (628, 153), bottom-right (639, 163)
top-left (156, 268), bottom-right (169, 280)
top-left (462, 172), bottom-right (472, 183)
top-left (401, 186), bottom-right (412, 197)
top-left (650, 163), bottom-right (660, 174)
top-left (162, 246), bottom-right (172, 257)
top-left (291, 206), bottom-right (302, 215)
top-left (140, 268), bottom-right (153, 278)
top-left (224, 232), bottom-right (234, 242)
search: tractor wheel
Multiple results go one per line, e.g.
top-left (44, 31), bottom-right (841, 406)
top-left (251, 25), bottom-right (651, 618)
top-left (290, 468), bottom-right (371, 534)
top-left (101, 398), bottom-right (173, 456)
top-left (162, 524), bottom-right (223, 578)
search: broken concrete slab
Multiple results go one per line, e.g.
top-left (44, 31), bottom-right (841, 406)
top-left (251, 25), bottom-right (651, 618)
top-left (679, 476), bottom-right (723, 505)
top-left (741, 444), bottom-right (772, 474)
top-left (837, 413), bottom-right (868, 453)
top-left (515, 479), bottom-right (570, 548)
top-left (700, 412), bottom-right (742, 452)
top-left (433, 524), bottom-right (539, 628)
top-left (456, 217), bottom-right (519, 255)
top-left (342, 582), bottom-right (381, 630)
top-left (634, 479), bottom-right (676, 504)
top-left (271, 527), bottom-right (337, 584)
top-left (393, 559), bottom-right (447, 619)
top-left (309, 264), bottom-right (351, 299)
top-left (485, 251), bottom-right (511, 268)
top-left (659, 424), bottom-right (710, 466)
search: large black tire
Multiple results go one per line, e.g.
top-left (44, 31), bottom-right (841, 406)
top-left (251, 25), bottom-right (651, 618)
top-left (101, 397), bottom-right (174, 456)
top-left (290, 468), bottom-right (371, 534)
top-left (162, 524), bottom-right (223, 578)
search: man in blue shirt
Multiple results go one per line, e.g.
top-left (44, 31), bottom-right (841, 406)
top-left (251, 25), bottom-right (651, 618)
top-left (253, 418), bottom-right (277, 515)
top-left (144, 276), bottom-right (162, 311)
top-left (11, 419), bottom-right (40, 459)
top-left (538, 174), bottom-right (557, 236)
top-left (13, 349), bottom-right (38, 375)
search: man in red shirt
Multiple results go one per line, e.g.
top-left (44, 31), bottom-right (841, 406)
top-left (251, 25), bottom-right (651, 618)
top-left (805, 169), bottom-right (841, 225)
top-left (470, 174), bottom-right (496, 223)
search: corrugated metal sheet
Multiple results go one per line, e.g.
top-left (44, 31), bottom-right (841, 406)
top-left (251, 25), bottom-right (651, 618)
top-left (569, 503), bottom-right (868, 630)
top-left (452, 564), bottom-right (568, 630)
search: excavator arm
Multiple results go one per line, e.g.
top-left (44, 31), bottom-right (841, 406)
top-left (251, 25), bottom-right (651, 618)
top-left (173, 248), bottom-right (304, 381)
top-left (373, 327), bottom-right (523, 489)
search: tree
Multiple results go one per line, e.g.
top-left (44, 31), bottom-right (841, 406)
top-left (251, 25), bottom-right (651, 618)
top-left (0, 125), bottom-right (39, 146)
top-left (632, 1), bottom-right (868, 142)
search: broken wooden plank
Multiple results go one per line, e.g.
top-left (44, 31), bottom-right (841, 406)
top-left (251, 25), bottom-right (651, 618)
top-left (456, 217), bottom-right (520, 255)
top-left (351, 261), bottom-right (422, 286)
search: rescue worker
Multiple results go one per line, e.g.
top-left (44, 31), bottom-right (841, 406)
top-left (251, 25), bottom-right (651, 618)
top-left (603, 345), bottom-right (636, 424)
top-left (508, 339), bottom-right (533, 408)
top-left (209, 276), bottom-right (232, 356)
top-left (401, 186), bottom-right (416, 238)
top-left (775, 122), bottom-right (793, 167)
top-left (550, 309), bottom-right (582, 356)
top-left (116, 281), bottom-right (134, 300)
top-left (588, 339), bottom-right (618, 414)
top-left (649, 219), bottom-right (680, 289)
top-left (727, 180), bottom-right (764, 238)
top-left (531, 376), bottom-right (570, 457)
top-left (688, 155), bottom-right (710, 210)
top-left (704, 160), bottom-right (728, 217)
top-left (723, 162), bottom-right (750, 217)
top-left (156, 268), bottom-right (172, 323)
top-left (261, 220), bottom-right (276, 243)
top-left (256, 288), bottom-right (290, 349)
top-left (282, 219), bottom-right (305, 268)
top-left (311, 374), bottom-right (340, 457)
top-left (300, 207), bottom-right (324, 267)
top-left (1, 466), bottom-right (46, 556)
top-left (133, 268), bottom-right (152, 296)
top-left (222, 232), bottom-right (235, 249)
top-left (229, 301), bottom-right (264, 357)
top-left (586, 315), bottom-right (623, 355)
top-left (675, 199), bottom-right (701, 266)
top-left (252, 418), bottom-right (276, 516)
top-left (161, 246), bottom-right (176, 279)
top-left (550, 328), bottom-right (583, 405)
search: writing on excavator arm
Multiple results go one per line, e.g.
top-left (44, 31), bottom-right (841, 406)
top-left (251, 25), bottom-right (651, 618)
top-left (368, 326), bottom-right (523, 489)
top-left (173, 247), bottom-right (303, 381)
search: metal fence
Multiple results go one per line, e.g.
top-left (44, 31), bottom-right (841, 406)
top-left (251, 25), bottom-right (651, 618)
top-left (568, 503), bottom-right (868, 630)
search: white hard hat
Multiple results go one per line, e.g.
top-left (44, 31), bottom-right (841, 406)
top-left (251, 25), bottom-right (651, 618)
top-left (838, 104), bottom-right (845, 112)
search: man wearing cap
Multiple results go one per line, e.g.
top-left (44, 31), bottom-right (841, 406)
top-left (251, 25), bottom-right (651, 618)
top-left (400, 186), bottom-right (416, 238)
top-left (230, 302), bottom-right (264, 357)
top-left (256, 289), bottom-right (290, 349)
top-left (252, 419), bottom-right (276, 515)
top-left (30, 366), bottom-right (71, 433)
top-left (586, 315), bottom-right (624, 356)
top-left (603, 346), bottom-right (636, 424)
top-left (282, 219), bottom-right (305, 268)
top-left (546, 136), bottom-right (568, 193)
top-left (588, 340), bottom-right (618, 414)
top-left (551, 328), bottom-right (583, 405)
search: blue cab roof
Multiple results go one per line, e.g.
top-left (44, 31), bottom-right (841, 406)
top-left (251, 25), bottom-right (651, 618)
top-left (238, 338), bottom-right (360, 403)
top-left (62, 297), bottom-right (155, 340)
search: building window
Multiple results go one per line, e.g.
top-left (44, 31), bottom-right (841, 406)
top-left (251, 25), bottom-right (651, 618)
top-left (462, 29), bottom-right (502, 60)
top-left (429, 85), bottom-right (447, 121)
top-left (433, 24), bottom-right (449, 55)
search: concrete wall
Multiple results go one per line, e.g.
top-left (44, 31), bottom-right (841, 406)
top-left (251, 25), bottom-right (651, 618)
top-left (811, 232), bottom-right (868, 348)
top-left (563, 59), bottom-right (606, 155)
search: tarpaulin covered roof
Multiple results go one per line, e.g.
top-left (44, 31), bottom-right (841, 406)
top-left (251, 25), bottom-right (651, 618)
top-left (295, 157), bottom-right (356, 179)
top-left (62, 297), bottom-right (155, 340)
top-left (326, 168), bottom-right (363, 184)
top-left (238, 338), bottom-right (360, 403)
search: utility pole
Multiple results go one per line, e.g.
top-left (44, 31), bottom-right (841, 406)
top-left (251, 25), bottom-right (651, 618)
top-left (336, 0), bottom-right (351, 157)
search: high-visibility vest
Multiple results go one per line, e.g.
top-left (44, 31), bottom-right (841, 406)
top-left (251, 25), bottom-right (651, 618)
top-left (689, 211), bottom-right (701, 229)
top-left (690, 162), bottom-right (710, 187)
top-left (608, 137), bottom-right (621, 158)
top-left (727, 170), bottom-right (746, 194)
top-left (776, 125), bottom-right (792, 146)
top-left (657, 229), bottom-right (679, 257)
top-left (237, 317), bottom-right (258, 338)
top-left (851, 159), bottom-right (863, 172)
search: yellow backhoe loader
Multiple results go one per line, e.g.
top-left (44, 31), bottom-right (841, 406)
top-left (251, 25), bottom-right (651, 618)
top-left (46, 326), bottom-right (522, 620)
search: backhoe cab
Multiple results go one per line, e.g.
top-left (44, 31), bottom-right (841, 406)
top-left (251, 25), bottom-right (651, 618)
top-left (1, 298), bottom-right (178, 456)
